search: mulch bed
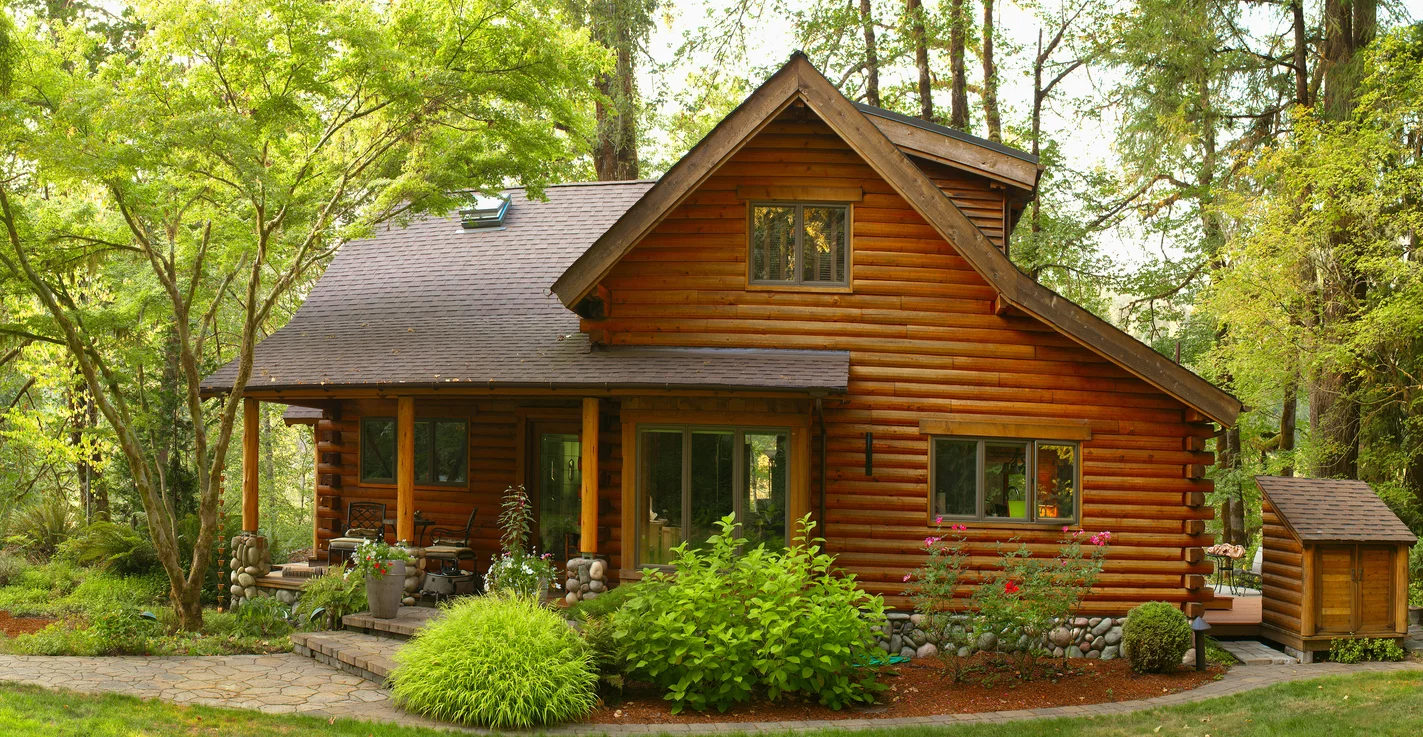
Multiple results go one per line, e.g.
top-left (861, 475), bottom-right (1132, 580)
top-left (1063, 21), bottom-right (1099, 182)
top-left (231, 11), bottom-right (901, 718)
top-left (589, 655), bottom-right (1224, 724)
top-left (0, 611), bottom-right (56, 637)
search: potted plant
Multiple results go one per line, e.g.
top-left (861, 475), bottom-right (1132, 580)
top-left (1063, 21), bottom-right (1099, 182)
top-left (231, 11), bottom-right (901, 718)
top-left (485, 485), bottom-right (558, 599)
top-left (353, 538), bottom-right (412, 619)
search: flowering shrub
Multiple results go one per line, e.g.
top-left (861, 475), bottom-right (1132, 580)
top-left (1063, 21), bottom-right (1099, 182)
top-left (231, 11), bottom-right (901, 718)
top-left (614, 515), bottom-right (884, 713)
top-left (906, 523), bottom-right (1110, 680)
top-left (485, 484), bottom-right (557, 597)
top-left (351, 539), bottom-right (410, 580)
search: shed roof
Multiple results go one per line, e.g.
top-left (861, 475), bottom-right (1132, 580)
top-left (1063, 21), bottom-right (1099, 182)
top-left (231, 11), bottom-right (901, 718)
top-left (1256, 476), bottom-right (1417, 545)
top-left (201, 182), bottom-right (850, 395)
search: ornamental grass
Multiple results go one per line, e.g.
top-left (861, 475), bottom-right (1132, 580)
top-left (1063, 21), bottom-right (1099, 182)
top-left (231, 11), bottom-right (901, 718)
top-left (389, 593), bottom-right (596, 728)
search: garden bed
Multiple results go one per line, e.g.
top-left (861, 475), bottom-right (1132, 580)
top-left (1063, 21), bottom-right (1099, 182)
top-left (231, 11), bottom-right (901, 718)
top-left (0, 611), bottom-right (57, 637)
top-left (589, 656), bottom-right (1225, 724)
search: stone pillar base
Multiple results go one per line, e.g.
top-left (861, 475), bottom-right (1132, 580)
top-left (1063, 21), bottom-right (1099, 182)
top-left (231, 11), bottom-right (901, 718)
top-left (400, 546), bottom-right (427, 606)
top-left (228, 534), bottom-right (271, 609)
top-left (563, 556), bottom-right (608, 605)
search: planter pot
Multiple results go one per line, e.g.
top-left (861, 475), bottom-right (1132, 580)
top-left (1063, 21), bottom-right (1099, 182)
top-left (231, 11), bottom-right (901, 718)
top-left (366, 559), bottom-right (406, 619)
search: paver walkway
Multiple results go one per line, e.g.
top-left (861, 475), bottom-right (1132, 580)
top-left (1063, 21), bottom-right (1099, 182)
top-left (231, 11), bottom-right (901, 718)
top-left (0, 652), bottom-right (1419, 734)
top-left (1216, 639), bottom-right (1297, 665)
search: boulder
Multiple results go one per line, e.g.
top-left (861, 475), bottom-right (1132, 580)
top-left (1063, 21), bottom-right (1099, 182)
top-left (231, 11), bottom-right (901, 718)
top-left (1068, 645), bottom-right (1084, 659)
top-left (582, 591), bottom-right (599, 600)
top-left (236, 572), bottom-right (256, 587)
top-left (916, 643), bottom-right (938, 659)
top-left (1085, 649), bottom-right (1101, 659)
top-left (229, 584), bottom-right (243, 599)
top-left (1104, 627), bottom-right (1123, 646)
top-left (565, 592), bottom-right (579, 606)
top-left (1091, 618), bottom-right (1113, 637)
top-left (1049, 626), bottom-right (1074, 648)
top-left (1091, 635), bottom-right (1105, 651)
top-left (957, 646), bottom-right (972, 657)
top-left (976, 631), bottom-right (998, 652)
top-left (1182, 648), bottom-right (1196, 665)
top-left (590, 559), bottom-right (606, 580)
top-left (889, 634), bottom-right (902, 652)
top-left (1101, 645), bottom-right (1120, 660)
top-left (589, 579), bottom-right (605, 593)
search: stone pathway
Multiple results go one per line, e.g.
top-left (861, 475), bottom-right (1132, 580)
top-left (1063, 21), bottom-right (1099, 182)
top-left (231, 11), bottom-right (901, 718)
top-left (1217, 639), bottom-right (1298, 665)
top-left (0, 652), bottom-right (1418, 734)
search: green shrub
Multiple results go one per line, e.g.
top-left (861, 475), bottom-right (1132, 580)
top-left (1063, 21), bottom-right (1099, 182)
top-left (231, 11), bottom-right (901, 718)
top-left (390, 593), bottom-right (596, 728)
top-left (0, 560), bottom-right (83, 616)
top-left (58, 522), bottom-right (159, 575)
top-left (614, 515), bottom-right (884, 714)
top-left (233, 595), bottom-right (295, 637)
top-left (295, 569), bottom-right (366, 630)
top-left (0, 553), bottom-right (29, 586)
top-left (1122, 601), bottom-right (1191, 673)
top-left (6, 604), bottom-right (159, 656)
top-left (580, 614), bottom-right (626, 703)
top-left (1329, 637), bottom-right (1406, 663)
top-left (567, 581), bottom-right (638, 621)
top-left (5, 497), bottom-right (76, 558)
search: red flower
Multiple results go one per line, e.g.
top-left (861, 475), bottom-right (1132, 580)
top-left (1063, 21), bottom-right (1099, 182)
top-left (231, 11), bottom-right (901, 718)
top-left (1004, 580), bottom-right (1020, 595)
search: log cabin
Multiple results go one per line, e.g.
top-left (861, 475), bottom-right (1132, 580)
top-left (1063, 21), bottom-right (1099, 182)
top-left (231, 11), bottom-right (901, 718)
top-left (202, 54), bottom-right (1241, 616)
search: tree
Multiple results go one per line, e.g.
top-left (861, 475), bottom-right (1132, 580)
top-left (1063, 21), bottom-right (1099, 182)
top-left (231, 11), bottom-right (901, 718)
top-left (980, 0), bottom-right (1000, 142)
top-left (906, 0), bottom-right (934, 120)
top-left (568, 0), bottom-right (659, 181)
top-left (860, 0), bottom-right (882, 107)
top-left (946, 0), bottom-right (968, 129)
top-left (0, 0), bottom-right (604, 629)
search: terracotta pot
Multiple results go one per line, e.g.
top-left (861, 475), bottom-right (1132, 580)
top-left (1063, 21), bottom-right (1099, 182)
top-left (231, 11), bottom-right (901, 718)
top-left (366, 559), bottom-right (406, 619)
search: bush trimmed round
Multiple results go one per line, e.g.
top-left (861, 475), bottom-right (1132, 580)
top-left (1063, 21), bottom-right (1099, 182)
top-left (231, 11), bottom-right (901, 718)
top-left (1121, 601), bottom-right (1191, 673)
top-left (390, 594), bottom-right (596, 728)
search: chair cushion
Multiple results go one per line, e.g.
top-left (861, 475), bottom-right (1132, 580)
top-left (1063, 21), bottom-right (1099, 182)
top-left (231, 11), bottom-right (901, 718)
top-left (328, 538), bottom-right (366, 548)
top-left (343, 527), bottom-right (379, 538)
top-left (425, 545), bottom-right (476, 559)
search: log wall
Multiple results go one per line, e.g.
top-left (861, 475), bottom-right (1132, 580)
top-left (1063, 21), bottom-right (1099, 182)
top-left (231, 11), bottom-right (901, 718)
top-left (587, 108), bottom-right (1216, 614)
top-left (1260, 497), bottom-right (1306, 636)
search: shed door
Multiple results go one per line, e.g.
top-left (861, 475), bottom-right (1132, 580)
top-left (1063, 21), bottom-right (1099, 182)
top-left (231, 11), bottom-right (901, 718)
top-left (1357, 545), bottom-right (1395, 633)
top-left (1316, 545), bottom-right (1356, 634)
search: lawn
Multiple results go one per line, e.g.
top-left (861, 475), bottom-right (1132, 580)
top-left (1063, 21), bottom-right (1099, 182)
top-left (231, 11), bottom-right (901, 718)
top-left (0, 668), bottom-right (1419, 736)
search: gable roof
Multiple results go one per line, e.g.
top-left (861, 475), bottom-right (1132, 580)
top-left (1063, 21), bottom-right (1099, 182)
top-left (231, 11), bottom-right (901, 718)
top-left (1256, 476), bottom-right (1417, 545)
top-left (854, 103), bottom-right (1039, 192)
top-left (551, 53), bottom-right (1241, 426)
top-left (200, 182), bottom-right (849, 396)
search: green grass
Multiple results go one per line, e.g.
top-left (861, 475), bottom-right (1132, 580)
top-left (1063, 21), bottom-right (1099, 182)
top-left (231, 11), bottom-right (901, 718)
top-left (0, 668), bottom-right (1419, 736)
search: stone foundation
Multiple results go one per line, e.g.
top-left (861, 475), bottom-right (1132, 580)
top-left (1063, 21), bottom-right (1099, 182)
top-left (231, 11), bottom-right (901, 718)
top-left (563, 557), bottom-right (607, 605)
top-left (227, 533), bottom-right (271, 609)
top-left (873, 612), bottom-right (1126, 661)
top-left (399, 546), bottom-right (427, 607)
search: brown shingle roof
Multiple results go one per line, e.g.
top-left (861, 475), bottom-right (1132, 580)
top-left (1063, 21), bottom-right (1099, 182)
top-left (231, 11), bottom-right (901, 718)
top-left (1256, 476), bottom-right (1417, 544)
top-left (201, 182), bottom-right (850, 394)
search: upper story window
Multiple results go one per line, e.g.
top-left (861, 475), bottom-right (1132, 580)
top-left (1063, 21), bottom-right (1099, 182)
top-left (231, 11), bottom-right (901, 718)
top-left (360, 417), bottom-right (468, 486)
top-left (749, 203), bottom-right (849, 286)
top-left (930, 437), bottom-right (1079, 524)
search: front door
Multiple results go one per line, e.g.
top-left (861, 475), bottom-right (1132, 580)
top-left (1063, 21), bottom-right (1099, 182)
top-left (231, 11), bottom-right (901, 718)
top-left (1316, 545), bottom-right (1356, 634)
top-left (531, 424), bottom-right (581, 563)
top-left (1358, 545), bottom-right (1396, 633)
top-left (1315, 544), bottom-right (1397, 634)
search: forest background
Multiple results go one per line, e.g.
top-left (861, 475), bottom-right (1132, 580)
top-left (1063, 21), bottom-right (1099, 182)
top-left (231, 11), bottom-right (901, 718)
top-left (2, 0), bottom-right (1422, 620)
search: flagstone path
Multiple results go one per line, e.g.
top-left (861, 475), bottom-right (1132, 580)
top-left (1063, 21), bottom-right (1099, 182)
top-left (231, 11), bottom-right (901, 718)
top-left (0, 652), bottom-right (1418, 734)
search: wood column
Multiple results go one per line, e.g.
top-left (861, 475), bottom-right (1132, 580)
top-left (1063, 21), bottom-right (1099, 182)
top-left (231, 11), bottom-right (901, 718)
top-left (789, 424), bottom-right (811, 542)
top-left (396, 397), bottom-right (415, 544)
top-left (242, 397), bottom-right (260, 533)
top-left (580, 397), bottom-right (600, 555)
top-left (311, 425), bottom-right (321, 554)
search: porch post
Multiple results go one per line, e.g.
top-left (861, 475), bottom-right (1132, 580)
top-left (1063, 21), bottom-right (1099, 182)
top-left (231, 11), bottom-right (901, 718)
top-left (241, 397), bottom-right (260, 533)
top-left (396, 396), bottom-right (415, 544)
top-left (789, 424), bottom-right (811, 541)
top-left (311, 424), bottom-right (321, 554)
top-left (580, 397), bottom-right (600, 555)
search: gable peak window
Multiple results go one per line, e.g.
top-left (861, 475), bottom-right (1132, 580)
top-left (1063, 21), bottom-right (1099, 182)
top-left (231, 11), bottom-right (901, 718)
top-left (750, 203), bottom-right (849, 286)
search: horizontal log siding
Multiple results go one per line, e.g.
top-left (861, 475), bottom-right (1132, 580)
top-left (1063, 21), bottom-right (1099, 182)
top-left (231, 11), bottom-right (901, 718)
top-left (313, 398), bottom-right (623, 574)
top-left (590, 110), bottom-right (1214, 613)
top-left (1261, 498), bottom-right (1305, 635)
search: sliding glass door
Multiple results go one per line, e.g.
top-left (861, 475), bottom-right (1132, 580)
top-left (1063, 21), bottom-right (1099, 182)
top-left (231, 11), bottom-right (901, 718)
top-left (636, 426), bottom-right (789, 568)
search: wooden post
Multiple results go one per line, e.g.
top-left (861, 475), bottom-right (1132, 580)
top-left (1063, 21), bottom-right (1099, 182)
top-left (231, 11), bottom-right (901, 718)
top-left (789, 424), bottom-right (811, 540)
top-left (396, 397), bottom-right (415, 544)
top-left (242, 397), bottom-right (260, 533)
top-left (580, 398), bottom-right (600, 555)
top-left (312, 425), bottom-right (321, 554)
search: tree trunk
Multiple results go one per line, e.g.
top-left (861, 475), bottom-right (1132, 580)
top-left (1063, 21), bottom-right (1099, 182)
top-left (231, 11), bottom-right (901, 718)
top-left (1217, 430), bottom-right (1236, 546)
top-left (1226, 428), bottom-right (1245, 546)
top-left (1290, 0), bottom-right (1309, 107)
top-left (980, 0), bottom-right (1000, 142)
top-left (860, 0), bottom-right (881, 107)
top-left (1310, 361), bottom-right (1361, 478)
top-left (1280, 375), bottom-right (1298, 476)
top-left (592, 11), bottom-right (640, 181)
top-left (948, 0), bottom-right (968, 129)
top-left (1321, 0), bottom-right (1375, 120)
top-left (906, 0), bottom-right (933, 121)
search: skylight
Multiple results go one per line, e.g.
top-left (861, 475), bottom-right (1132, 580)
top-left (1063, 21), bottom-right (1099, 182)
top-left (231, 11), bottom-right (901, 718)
top-left (459, 194), bottom-right (510, 229)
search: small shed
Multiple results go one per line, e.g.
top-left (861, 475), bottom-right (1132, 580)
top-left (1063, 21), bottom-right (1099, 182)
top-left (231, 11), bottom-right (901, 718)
top-left (1256, 476), bottom-right (1416, 657)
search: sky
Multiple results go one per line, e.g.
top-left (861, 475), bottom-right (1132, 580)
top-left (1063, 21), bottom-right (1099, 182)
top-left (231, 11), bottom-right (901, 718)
top-left (638, 0), bottom-right (1423, 270)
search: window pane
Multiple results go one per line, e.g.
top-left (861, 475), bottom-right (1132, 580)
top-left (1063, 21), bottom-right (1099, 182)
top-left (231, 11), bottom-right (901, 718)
top-left (1036, 444), bottom-right (1077, 520)
top-left (751, 206), bottom-right (797, 282)
top-left (802, 206), bottom-right (846, 283)
top-left (984, 442), bottom-right (1029, 520)
top-left (689, 430), bottom-right (735, 550)
top-left (933, 439), bottom-right (977, 517)
top-left (360, 419), bottom-right (395, 481)
top-left (412, 421), bottom-right (431, 483)
top-left (639, 430), bottom-right (683, 566)
top-left (433, 421), bottom-right (467, 483)
top-left (538, 434), bottom-right (581, 559)
top-left (742, 432), bottom-right (788, 549)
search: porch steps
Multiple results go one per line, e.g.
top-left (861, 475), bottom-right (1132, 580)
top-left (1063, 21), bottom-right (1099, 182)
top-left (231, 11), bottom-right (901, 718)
top-left (1216, 639), bottom-right (1297, 665)
top-left (291, 630), bottom-right (402, 685)
top-left (342, 606), bottom-right (442, 640)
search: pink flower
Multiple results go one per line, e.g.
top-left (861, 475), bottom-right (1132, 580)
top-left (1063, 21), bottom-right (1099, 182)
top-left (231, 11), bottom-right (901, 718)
top-left (924, 537), bottom-right (935, 546)
top-left (1063, 526), bottom-right (1070, 533)
top-left (954, 524), bottom-right (967, 532)
top-left (903, 574), bottom-right (911, 582)
top-left (935, 516), bottom-right (944, 524)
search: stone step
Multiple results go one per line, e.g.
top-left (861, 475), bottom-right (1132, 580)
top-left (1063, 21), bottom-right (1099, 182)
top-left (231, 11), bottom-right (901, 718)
top-left (1405, 625), bottom-right (1423, 654)
top-left (1217, 639), bottom-right (1298, 665)
top-left (291, 630), bottom-right (402, 684)
top-left (342, 606), bottom-right (442, 640)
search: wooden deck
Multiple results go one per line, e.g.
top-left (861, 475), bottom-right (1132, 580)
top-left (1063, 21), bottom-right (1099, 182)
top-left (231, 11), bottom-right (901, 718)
top-left (1204, 595), bottom-right (1263, 637)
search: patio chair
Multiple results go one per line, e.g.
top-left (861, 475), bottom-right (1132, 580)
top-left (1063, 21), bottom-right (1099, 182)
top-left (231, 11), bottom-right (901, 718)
top-left (326, 502), bottom-right (387, 565)
top-left (424, 508), bottom-right (478, 574)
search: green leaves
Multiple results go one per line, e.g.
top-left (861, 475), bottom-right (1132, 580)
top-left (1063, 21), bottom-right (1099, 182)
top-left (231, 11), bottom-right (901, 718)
top-left (611, 514), bottom-right (885, 713)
